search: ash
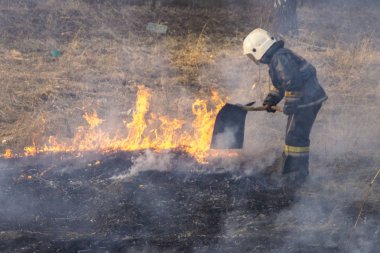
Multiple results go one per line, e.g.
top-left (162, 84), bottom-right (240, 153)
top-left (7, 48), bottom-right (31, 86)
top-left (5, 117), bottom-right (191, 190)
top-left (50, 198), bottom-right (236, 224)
top-left (0, 152), bottom-right (378, 253)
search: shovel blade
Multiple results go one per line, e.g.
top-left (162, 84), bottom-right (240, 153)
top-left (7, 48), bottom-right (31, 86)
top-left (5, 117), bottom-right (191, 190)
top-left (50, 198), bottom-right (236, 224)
top-left (210, 103), bottom-right (248, 149)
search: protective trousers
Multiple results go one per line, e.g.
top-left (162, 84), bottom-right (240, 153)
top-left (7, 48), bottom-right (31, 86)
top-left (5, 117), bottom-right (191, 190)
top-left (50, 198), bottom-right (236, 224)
top-left (282, 104), bottom-right (322, 175)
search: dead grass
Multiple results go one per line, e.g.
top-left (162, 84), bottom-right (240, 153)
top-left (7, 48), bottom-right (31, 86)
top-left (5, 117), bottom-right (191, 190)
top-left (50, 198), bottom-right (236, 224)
top-left (325, 36), bottom-right (374, 75)
top-left (0, 1), bottom-right (379, 155)
top-left (172, 26), bottom-right (216, 86)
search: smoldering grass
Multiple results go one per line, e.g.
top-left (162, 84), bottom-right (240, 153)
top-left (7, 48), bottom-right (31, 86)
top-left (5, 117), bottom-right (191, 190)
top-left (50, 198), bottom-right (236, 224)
top-left (110, 150), bottom-right (176, 180)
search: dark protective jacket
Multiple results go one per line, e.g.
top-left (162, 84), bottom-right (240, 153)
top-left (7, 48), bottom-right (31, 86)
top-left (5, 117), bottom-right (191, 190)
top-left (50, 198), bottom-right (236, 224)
top-left (262, 41), bottom-right (328, 109)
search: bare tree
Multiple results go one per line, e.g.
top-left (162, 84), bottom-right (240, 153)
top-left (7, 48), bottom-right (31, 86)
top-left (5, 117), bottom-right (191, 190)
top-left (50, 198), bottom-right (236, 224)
top-left (273, 0), bottom-right (298, 36)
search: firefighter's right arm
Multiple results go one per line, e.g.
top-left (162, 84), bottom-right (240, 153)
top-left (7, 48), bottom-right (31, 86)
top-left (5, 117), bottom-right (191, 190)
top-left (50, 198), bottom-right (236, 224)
top-left (263, 85), bottom-right (284, 112)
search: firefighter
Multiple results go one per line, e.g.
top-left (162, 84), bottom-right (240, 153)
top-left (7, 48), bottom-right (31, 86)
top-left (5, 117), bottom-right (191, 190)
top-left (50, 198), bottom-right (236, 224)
top-left (243, 28), bottom-right (327, 185)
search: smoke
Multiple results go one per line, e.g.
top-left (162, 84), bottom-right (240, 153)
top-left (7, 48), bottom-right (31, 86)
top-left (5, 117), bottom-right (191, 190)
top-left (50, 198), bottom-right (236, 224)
top-left (195, 1), bottom-right (380, 252)
top-left (111, 150), bottom-right (177, 179)
top-left (212, 126), bottom-right (240, 149)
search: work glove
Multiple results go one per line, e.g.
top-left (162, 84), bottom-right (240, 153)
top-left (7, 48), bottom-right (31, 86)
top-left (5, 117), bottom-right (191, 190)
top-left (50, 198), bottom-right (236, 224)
top-left (263, 94), bottom-right (280, 113)
top-left (263, 102), bottom-right (276, 113)
top-left (283, 102), bottom-right (298, 115)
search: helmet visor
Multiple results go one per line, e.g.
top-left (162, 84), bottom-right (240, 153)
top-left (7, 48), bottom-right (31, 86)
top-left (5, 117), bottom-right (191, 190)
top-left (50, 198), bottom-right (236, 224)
top-left (246, 54), bottom-right (259, 65)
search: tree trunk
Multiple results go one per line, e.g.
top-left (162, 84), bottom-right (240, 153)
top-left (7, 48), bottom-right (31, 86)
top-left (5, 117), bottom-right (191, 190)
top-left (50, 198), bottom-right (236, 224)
top-left (273, 0), bottom-right (298, 36)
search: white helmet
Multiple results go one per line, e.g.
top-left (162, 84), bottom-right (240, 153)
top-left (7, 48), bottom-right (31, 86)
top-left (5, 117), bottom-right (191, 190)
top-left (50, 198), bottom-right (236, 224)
top-left (243, 28), bottom-right (276, 62)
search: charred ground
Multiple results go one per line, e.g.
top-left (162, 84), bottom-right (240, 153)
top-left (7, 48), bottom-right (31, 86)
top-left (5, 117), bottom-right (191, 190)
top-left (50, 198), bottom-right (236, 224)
top-left (0, 152), bottom-right (378, 253)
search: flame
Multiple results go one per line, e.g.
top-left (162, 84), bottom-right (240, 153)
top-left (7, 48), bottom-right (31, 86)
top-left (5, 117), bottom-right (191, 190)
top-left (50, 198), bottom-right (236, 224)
top-left (83, 111), bottom-right (103, 129)
top-left (24, 142), bottom-right (37, 157)
top-left (2, 86), bottom-right (226, 162)
top-left (3, 149), bottom-right (13, 158)
top-left (123, 86), bottom-right (152, 150)
top-left (184, 90), bottom-right (225, 161)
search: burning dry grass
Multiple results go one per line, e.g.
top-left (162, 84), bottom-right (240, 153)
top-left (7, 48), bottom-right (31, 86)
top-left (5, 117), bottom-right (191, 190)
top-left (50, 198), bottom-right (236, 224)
top-left (0, 1), bottom-right (267, 155)
top-left (0, 1), bottom-right (379, 160)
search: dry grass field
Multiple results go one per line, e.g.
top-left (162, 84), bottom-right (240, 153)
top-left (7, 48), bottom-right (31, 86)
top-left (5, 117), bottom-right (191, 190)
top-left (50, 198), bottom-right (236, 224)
top-left (0, 1), bottom-right (378, 154)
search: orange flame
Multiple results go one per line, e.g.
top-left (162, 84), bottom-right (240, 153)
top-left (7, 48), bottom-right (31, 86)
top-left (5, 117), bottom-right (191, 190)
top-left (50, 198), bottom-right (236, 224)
top-left (123, 86), bottom-right (152, 150)
top-left (83, 111), bottom-right (103, 129)
top-left (3, 86), bottom-right (225, 162)
top-left (3, 149), bottom-right (13, 158)
top-left (24, 142), bottom-right (37, 157)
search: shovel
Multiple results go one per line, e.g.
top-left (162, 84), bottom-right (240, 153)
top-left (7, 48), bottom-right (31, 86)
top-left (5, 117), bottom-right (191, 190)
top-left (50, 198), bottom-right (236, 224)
top-left (210, 102), bottom-right (283, 149)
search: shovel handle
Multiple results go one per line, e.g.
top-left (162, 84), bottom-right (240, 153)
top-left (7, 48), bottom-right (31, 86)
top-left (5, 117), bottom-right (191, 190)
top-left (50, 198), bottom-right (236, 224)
top-left (239, 105), bottom-right (283, 112)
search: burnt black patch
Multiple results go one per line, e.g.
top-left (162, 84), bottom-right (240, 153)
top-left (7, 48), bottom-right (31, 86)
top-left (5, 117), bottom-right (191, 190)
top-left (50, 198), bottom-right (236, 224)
top-left (0, 152), bottom-right (378, 253)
